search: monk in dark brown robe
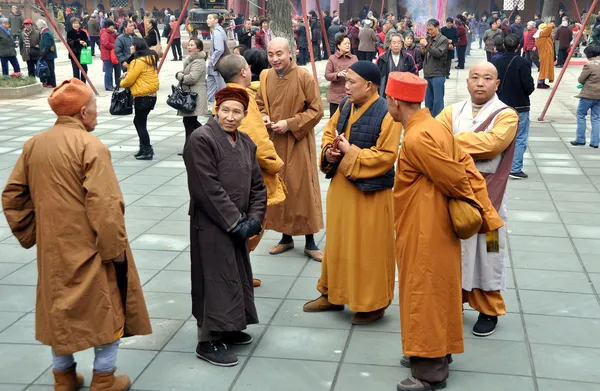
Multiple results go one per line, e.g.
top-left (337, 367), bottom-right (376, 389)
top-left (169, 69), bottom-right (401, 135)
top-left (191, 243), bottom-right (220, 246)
top-left (184, 87), bottom-right (267, 367)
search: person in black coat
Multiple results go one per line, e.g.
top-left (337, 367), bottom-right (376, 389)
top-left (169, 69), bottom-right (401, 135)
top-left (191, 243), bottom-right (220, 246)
top-left (492, 34), bottom-right (535, 179)
top-left (327, 17), bottom-right (340, 54)
top-left (309, 11), bottom-right (323, 61)
top-left (440, 17), bottom-right (458, 78)
top-left (377, 33), bottom-right (417, 97)
top-left (237, 19), bottom-right (255, 49)
top-left (66, 17), bottom-right (89, 82)
top-left (294, 19), bottom-right (309, 65)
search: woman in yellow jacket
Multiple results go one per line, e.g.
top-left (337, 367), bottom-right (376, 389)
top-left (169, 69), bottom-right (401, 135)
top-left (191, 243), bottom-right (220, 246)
top-left (120, 37), bottom-right (159, 160)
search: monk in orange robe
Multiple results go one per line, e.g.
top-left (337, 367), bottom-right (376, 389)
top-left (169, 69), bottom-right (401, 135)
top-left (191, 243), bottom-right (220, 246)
top-left (303, 61), bottom-right (401, 325)
top-left (385, 72), bottom-right (501, 391)
top-left (255, 37), bottom-right (325, 261)
top-left (535, 23), bottom-right (555, 88)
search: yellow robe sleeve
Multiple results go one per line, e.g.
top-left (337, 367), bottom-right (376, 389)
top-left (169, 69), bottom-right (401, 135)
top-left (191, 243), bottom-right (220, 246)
top-left (319, 108), bottom-right (341, 174)
top-left (239, 96), bottom-right (284, 175)
top-left (404, 128), bottom-right (479, 204)
top-left (1, 148), bottom-right (36, 249)
top-left (337, 114), bottom-right (403, 180)
top-left (436, 106), bottom-right (454, 133)
top-left (452, 110), bottom-right (518, 160)
top-left (82, 138), bottom-right (128, 262)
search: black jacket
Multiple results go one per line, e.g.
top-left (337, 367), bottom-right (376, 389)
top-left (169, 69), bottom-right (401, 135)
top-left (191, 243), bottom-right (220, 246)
top-left (66, 28), bottom-right (89, 60)
top-left (493, 51), bottom-right (535, 112)
top-left (377, 50), bottom-right (417, 97)
top-left (310, 18), bottom-right (322, 43)
top-left (294, 24), bottom-right (309, 48)
top-left (441, 25), bottom-right (458, 57)
top-left (238, 27), bottom-right (254, 48)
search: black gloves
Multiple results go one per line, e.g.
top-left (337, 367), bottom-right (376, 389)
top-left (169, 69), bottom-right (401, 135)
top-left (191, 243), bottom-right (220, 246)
top-left (231, 216), bottom-right (262, 242)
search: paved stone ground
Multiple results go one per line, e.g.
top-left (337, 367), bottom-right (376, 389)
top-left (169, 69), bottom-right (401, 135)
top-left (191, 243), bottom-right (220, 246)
top-left (0, 42), bottom-right (600, 391)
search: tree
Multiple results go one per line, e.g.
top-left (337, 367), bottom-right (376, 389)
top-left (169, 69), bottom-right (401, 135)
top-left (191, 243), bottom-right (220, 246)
top-left (268, 0), bottom-right (296, 56)
top-left (541, 0), bottom-right (557, 18)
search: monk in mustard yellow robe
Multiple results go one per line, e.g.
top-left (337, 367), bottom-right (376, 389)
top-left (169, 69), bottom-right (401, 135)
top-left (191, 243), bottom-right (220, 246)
top-left (385, 72), bottom-right (501, 391)
top-left (303, 63), bottom-right (401, 325)
top-left (255, 38), bottom-right (325, 261)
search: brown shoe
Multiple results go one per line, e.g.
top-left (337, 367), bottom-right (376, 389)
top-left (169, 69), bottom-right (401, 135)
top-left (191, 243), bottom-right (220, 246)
top-left (352, 309), bottom-right (385, 325)
top-left (269, 242), bottom-right (294, 255)
top-left (253, 278), bottom-right (261, 287)
top-left (303, 295), bottom-right (344, 312)
top-left (304, 248), bottom-right (323, 262)
top-left (90, 368), bottom-right (131, 391)
top-left (401, 355), bottom-right (411, 368)
top-left (53, 363), bottom-right (84, 391)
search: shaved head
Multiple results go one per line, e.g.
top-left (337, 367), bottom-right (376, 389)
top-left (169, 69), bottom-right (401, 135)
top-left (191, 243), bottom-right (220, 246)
top-left (467, 62), bottom-right (500, 105)
top-left (219, 54), bottom-right (250, 84)
top-left (267, 37), bottom-right (290, 51)
top-left (267, 37), bottom-right (292, 72)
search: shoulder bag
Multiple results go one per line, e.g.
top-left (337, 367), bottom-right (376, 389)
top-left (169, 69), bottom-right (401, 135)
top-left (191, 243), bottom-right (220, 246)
top-left (166, 82), bottom-right (198, 113)
top-left (110, 88), bottom-right (134, 115)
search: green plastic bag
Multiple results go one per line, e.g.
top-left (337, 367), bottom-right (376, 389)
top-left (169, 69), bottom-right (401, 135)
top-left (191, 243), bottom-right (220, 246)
top-left (80, 47), bottom-right (92, 65)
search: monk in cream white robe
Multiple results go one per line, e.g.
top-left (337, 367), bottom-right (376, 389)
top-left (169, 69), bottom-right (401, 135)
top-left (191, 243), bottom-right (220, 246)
top-left (437, 62), bottom-right (518, 336)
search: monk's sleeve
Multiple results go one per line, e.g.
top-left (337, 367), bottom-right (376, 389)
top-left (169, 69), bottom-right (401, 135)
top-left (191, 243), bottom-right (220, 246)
top-left (255, 70), bottom-right (268, 116)
top-left (435, 106), bottom-right (453, 132)
top-left (2, 152), bottom-right (36, 249)
top-left (183, 134), bottom-right (241, 232)
top-left (405, 131), bottom-right (477, 201)
top-left (286, 73), bottom-right (324, 140)
top-left (319, 109), bottom-right (341, 174)
top-left (453, 110), bottom-right (518, 160)
top-left (239, 100), bottom-right (283, 175)
top-left (338, 115), bottom-right (402, 180)
top-left (82, 140), bottom-right (128, 261)
top-left (246, 144), bottom-right (268, 223)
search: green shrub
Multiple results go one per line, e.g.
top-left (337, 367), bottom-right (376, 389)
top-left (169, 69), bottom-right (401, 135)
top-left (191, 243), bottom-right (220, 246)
top-left (0, 76), bottom-right (38, 88)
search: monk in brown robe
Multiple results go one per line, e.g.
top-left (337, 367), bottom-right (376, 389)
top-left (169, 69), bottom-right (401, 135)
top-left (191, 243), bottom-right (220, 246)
top-left (255, 37), bottom-right (325, 261)
top-left (216, 54), bottom-right (287, 288)
top-left (2, 78), bottom-right (151, 391)
top-left (184, 87), bottom-right (267, 368)
top-left (386, 72), bottom-right (501, 391)
top-left (303, 61), bottom-right (401, 325)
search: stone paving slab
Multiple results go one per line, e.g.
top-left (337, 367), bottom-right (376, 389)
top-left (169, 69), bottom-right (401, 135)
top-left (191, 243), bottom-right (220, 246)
top-left (0, 46), bottom-right (599, 390)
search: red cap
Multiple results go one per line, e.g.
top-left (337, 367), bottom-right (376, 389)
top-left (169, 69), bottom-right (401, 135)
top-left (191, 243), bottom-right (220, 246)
top-left (23, 19), bottom-right (33, 24)
top-left (385, 72), bottom-right (428, 103)
top-left (66, 8), bottom-right (72, 12)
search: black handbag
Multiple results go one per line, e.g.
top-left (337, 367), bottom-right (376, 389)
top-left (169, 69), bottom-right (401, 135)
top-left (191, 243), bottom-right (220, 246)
top-left (110, 88), bottom-right (133, 115)
top-left (166, 83), bottom-right (198, 113)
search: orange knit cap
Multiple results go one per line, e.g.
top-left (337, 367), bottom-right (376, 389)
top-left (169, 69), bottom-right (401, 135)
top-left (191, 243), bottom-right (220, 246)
top-left (48, 79), bottom-right (94, 116)
top-left (385, 72), bottom-right (428, 103)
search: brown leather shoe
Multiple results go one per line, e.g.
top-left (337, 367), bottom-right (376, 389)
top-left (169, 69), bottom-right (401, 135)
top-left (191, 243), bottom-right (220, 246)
top-left (253, 278), bottom-right (261, 287)
top-left (53, 363), bottom-right (84, 391)
top-left (269, 242), bottom-right (294, 255)
top-left (352, 309), bottom-right (385, 325)
top-left (303, 295), bottom-right (344, 312)
top-left (90, 368), bottom-right (131, 391)
top-left (304, 248), bottom-right (323, 262)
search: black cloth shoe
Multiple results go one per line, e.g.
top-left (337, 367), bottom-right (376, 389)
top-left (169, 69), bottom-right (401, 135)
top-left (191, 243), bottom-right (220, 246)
top-left (570, 141), bottom-right (586, 146)
top-left (509, 171), bottom-right (528, 179)
top-left (135, 145), bottom-right (154, 160)
top-left (472, 313), bottom-right (498, 337)
top-left (133, 145), bottom-right (143, 157)
top-left (195, 341), bottom-right (239, 367)
top-left (177, 150), bottom-right (184, 156)
top-left (221, 331), bottom-right (253, 345)
top-left (590, 144), bottom-right (599, 149)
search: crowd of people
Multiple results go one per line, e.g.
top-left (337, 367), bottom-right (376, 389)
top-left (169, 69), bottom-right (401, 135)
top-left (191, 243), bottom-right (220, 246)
top-left (2, 4), bottom-right (600, 391)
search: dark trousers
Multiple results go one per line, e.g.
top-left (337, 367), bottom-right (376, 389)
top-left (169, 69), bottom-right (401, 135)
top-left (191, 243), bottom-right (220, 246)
top-left (312, 42), bottom-right (322, 61)
top-left (70, 59), bottom-right (88, 83)
top-left (1, 56), bottom-right (21, 75)
top-left (410, 355), bottom-right (453, 384)
top-left (172, 38), bottom-right (182, 60)
top-left (358, 51), bottom-right (376, 61)
top-left (183, 116), bottom-right (202, 142)
top-left (329, 103), bottom-right (339, 117)
top-left (351, 48), bottom-right (358, 56)
top-left (133, 96), bottom-right (157, 147)
top-left (558, 47), bottom-right (568, 65)
top-left (524, 50), bottom-right (540, 69)
top-left (45, 58), bottom-right (56, 87)
top-left (457, 46), bottom-right (466, 68)
top-left (298, 47), bottom-right (309, 65)
top-left (89, 36), bottom-right (100, 56)
top-left (26, 59), bottom-right (37, 77)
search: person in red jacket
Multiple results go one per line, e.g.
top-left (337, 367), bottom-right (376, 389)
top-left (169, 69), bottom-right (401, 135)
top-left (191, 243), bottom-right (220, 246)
top-left (99, 19), bottom-right (120, 90)
top-left (523, 21), bottom-right (540, 70)
top-left (455, 20), bottom-right (468, 69)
